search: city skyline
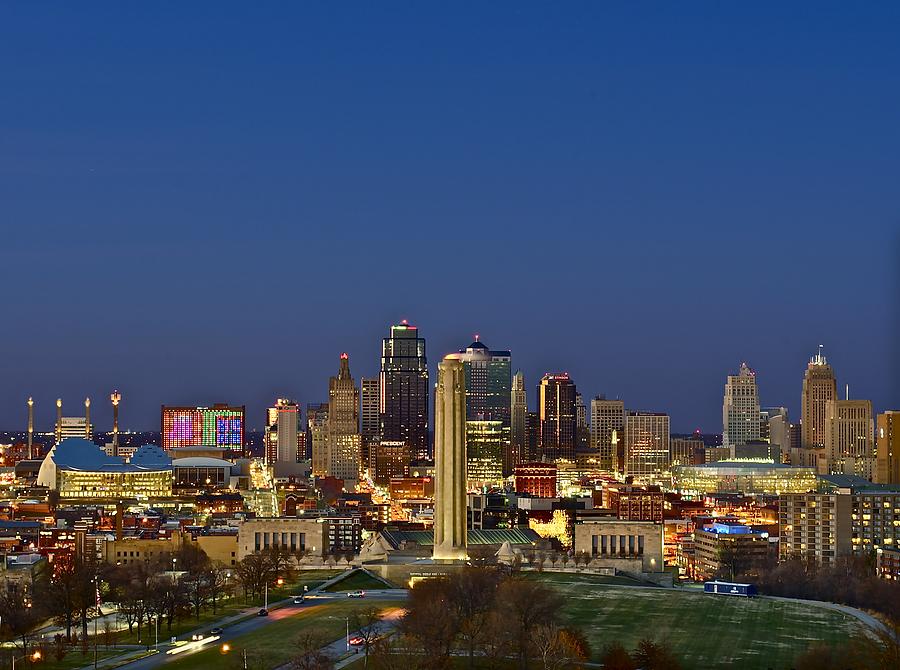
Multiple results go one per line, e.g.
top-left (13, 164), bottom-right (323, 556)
top-left (1, 333), bottom-right (877, 437)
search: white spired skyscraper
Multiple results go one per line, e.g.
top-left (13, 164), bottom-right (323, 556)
top-left (722, 363), bottom-right (761, 455)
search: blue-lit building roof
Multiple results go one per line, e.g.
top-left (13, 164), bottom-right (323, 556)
top-left (130, 444), bottom-right (172, 469)
top-left (37, 438), bottom-right (173, 489)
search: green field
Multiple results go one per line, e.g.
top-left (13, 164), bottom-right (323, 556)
top-left (541, 576), bottom-right (864, 669)
top-left (164, 599), bottom-right (405, 670)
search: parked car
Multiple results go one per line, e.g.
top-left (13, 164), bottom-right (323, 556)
top-left (258, 608), bottom-right (269, 616)
top-left (293, 596), bottom-right (305, 604)
top-left (347, 590), bottom-right (366, 598)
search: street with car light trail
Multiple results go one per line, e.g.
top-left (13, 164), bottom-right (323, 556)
top-left (116, 589), bottom-right (408, 670)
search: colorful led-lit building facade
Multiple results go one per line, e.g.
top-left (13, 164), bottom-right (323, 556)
top-left (161, 404), bottom-right (245, 454)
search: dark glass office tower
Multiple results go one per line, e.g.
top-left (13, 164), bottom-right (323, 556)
top-left (380, 321), bottom-right (429, 461)
top-left (538, 373), bottom-right (577, 462)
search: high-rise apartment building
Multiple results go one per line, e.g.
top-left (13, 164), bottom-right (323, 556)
top-left (380, 322), bottom-right (429, 461)
top-left (276, 399), bottom-right (300, 464)
top-left (801, 347), bottom-right (837, 448)
top-left (327, 354), bottom-right (361, 485)
top-left (624, 411), bottom-right (670, 481)
top-left (591, 396), bottom-right (625, 472)
top-left (265, 398), bottom-right (300, 464)
top-left (780, 486), bottom-right (900, 565)
top-left (876, 412), bottom-right (900, 485)
top-left (456, 337), bottom-right (512, 476)
top-left (511, 371), bottom-right (528, 464)
top-left (825, 399), bottom-right (874, 478)
top-left (538, 374), bottom-right (577, 462)
top-left (722, 363), bottom-right (761, 453)
top-left (161, 404), bottom-right (244, 454)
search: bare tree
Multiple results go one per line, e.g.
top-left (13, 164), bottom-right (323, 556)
top-left (349, 606), bottom-right (382, 670)
top-left (290, 629), bottom-right (334, 670)
top-left (494, 577), bottom-right (564, 670)
top-left (533, 624), bottom-right (590, 670)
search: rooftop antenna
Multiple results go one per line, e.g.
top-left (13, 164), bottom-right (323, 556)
top-left (84, 397), bottom-right (91, 438)
top-left (846, 384), bottom-right (849, 401)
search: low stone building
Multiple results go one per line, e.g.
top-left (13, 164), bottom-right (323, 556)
top-left (573, 519), bottom-right (664, 574)
top-left (236, 517), bottom-right (328, 559)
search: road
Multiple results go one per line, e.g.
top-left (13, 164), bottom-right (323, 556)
top-left (114, 589), bottom-right (408, 670)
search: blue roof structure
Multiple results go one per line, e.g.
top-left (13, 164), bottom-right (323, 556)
top-left (43, 438), bottom-right (171, 473)
top-left (130, 444), bottom-right (172, 470)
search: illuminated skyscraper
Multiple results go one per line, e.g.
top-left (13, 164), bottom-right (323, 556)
top-left (265, 398), bottom-right (300, 464)
top-left (161, 404), bottom-right (245, 454)
top-left (511, 371), bottom-right (527, 463)
top-left (327, 354), bottom-right (361, 485)
top-left (538, 373), bottom-right (577, 462)
top-left (825, 398), bottom-right (874, 477)
top-left (625, 411), bottom-right (670, 481)
top-left (591, 396), bottom-right (625, 471)
top-left (380, 322), bottom-right (429, 461)
top-left (801, 347), bottom-right (837, 448)
top-left (722, 363), bottom-right (761, 454)
top-left (456, 337), bottom-right (512, 476)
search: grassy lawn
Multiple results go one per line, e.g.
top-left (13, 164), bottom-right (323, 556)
top-left (526, 570), bottom-right (652, 587)
top-left (111, 569), bottom-right (342, 646)
top-left (538, 576), bottom-right (865, 669)
top-left (164, 599), bottom-right (405, 670)
top-left (323, 570), bottom-right (393, 592)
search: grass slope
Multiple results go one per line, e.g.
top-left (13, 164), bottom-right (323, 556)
top-left (323, 570), bottom-right (393, 592)
top-left (541, 576), bottom-right (864, 669)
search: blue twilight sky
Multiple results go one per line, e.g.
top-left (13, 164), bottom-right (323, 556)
top-left (1, 2), bottom-right (898, 433)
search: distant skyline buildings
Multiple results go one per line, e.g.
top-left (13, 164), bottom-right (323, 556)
top-left (13, 324), bottom-right (885, 452)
